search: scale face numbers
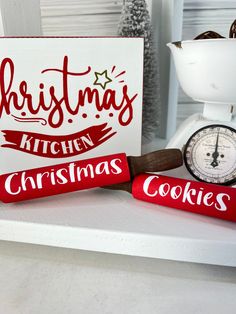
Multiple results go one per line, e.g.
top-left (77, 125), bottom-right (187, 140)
top-left (184, 125), bottom-right (236, 185)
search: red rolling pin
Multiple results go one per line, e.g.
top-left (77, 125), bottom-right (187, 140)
top-left (0, 149), bottom-right (182, 203)
top-left (106, 174), bottom-right (236, 222)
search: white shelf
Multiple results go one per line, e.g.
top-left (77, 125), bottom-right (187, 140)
top-left (0, 180), bottom-right (236, 267)
top-left (0, 137), bottom-right (234, 267)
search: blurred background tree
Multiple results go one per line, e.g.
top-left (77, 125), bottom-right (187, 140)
top-left (118, 0), bottom-right (161, 141)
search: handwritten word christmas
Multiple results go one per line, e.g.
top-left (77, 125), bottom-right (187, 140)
top-left (0, 56), bottom-right (137, 128)
top-left (0, 153), bottom-right (130, 202)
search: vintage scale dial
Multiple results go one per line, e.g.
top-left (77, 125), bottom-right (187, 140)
top-left (184, 125), bottom-right (236, 185)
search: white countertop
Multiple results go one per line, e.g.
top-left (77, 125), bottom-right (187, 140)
top-left (1, 240), bottom-right (236, 314)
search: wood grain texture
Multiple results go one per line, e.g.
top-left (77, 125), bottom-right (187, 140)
top-left (40, 0), bottom-right (122, 36)
top-left (128, 149), bottom-right (183, 178)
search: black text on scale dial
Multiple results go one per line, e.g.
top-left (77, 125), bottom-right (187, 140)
top-left (184, 125), bottom-right (236, 185)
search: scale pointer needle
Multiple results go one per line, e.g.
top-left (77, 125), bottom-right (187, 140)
top-left (211, 132), bottom-right (220, 168)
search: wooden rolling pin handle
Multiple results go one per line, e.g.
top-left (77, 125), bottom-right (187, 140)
top-left (104, 181), bottom-right (133, 193)
top-left (229, 19), bottom-right (236, 38)
top-left (128, 149), bottom-right (183, 178)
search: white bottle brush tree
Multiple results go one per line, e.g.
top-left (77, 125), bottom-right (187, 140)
top-left (118, 0), bottom-right (161, 141)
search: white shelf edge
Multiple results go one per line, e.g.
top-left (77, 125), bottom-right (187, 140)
top-left (1, 219), bottom-right (236, 267)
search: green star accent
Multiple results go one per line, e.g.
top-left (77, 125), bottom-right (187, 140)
top-left (93, 70), bottom-right (112, 89)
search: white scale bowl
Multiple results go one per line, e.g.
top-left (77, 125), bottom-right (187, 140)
top-left (166, 39), bottom-right (236, 153)
top-left (167, 39), bottom-right (236, 105)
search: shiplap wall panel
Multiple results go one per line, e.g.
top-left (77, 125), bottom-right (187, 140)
top-left (0, 0), bottom-right (41, 35)
top-left (182, 9), bottom-right (236, 40)
top-left (40, 0), bottom-right (123, 36)
top-left (184, 0), bottom-right (236, 9)
top-left (41, 0), bottom-right (123, 16)
top-left (42, 14), bottom-right (121, 36)
top-left (40, 0), bottom-right (152, 36)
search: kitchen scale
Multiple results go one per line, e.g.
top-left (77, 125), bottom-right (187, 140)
top-left (166, 39), bottom-right (236, 186)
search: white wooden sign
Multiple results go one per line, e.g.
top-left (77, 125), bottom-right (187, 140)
top-left (0, 37), bottom-right (144, 174)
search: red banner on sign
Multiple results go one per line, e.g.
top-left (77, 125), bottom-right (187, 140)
top-left (1, 123), bottom-right (116, 158)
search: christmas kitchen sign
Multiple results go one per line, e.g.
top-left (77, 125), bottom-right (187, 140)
top-left (0, 37), bottom-right (144, 174)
